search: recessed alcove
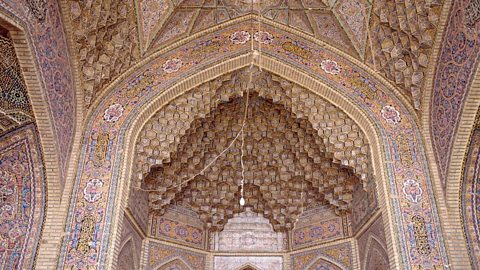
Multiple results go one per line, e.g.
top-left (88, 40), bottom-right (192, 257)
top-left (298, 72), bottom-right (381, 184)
top-left (121, 67), bottom-right (388, 269)
top-left (2, 0), bottom-right (476, 268)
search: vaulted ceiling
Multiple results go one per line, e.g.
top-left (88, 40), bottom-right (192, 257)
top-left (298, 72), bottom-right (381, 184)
top-left (67, 0), bottom-right (444, 111)
top-left (136, 67), bottom-right (371, 232)
top-left (145, 93), bottom-right (357, 231)
top-left (139, 0), bottom-right (364, 56)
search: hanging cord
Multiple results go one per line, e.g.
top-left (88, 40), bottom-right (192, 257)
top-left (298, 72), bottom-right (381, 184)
top-left (137, 3), bottom-right (260, 205)
top-left (239, 67), bottom-right (252, 206)
top-left (239, 0), bottom-right (256, 206)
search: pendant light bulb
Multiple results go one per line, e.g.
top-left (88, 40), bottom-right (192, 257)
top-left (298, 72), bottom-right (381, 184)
top-left (239, 197), bottom-right (245, 206)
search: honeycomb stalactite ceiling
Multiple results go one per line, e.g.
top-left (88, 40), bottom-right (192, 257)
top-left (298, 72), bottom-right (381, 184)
top-left (145, 93), bottom-right (358, 231)
top-left (368, 0), bottom-right (444, 110)
top-left (134, 67), bottom-right (371, 232)
top-left (69, 0), bottom-right (141, 107)
top-left (133, 67), bottom-right (371, 186)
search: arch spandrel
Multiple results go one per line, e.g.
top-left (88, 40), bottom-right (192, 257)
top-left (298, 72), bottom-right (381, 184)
top-left (60, 19), bottom-right (448, 269)
top-left (86, 16), bottom-right (417, 119)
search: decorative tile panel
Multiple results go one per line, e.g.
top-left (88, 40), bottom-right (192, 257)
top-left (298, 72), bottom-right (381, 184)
top-left (0, 0), bottom-right (76, 183)
top-left (146, 242), bottom-right (206, 270)
top-left (0, 124), bottom-right (45, 269)
top-left (0, 31), bottom-right (33, 134)
top-left (292, 207), bottom-right (348, 249)
top-left (291, 242), bottom-right (353, 269)
top-left (431, 0), bottom-right (480, 188)
top-left (149, 206), bottom-right (205, 249)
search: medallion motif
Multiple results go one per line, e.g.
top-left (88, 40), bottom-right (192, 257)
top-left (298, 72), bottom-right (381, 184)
top-left (162, 58), bottom-right (183, 74)
top-left (403, 179), bottom-right (423, 203)
top-left (320, 59), bottom-right (341, 75)
top-left (103, 103), bottom-right (124, 123)
top-left (230, 31), bottom-right (251, 44)
top-left (254, 31), bottom-right (274, 44)
top-left (83, 178), bottom-right (104, 203)
top-left (381, 105), bottom-right (401, 125)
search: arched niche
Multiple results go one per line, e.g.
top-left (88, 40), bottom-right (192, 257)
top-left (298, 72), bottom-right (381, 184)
top-left (237, 264), bottom-right (261, 270)
top-left (0, 10), bottom-right (62, 270)
top-left (0, 1), bottom-right (84, 268)
top-left (117, 238), bottom-right (135, 270)
top-left (306, 257), bottom-right (345, 270)
top-left (154, 258), bottom-right (194, 270)
top-left (59, 17), bottom-right (449, 269)
top-left (363, 236), bottom-right (390, 270)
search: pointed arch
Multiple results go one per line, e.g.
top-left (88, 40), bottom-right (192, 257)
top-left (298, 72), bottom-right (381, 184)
top-left (0, 1), bottom-right (83, 268)
top-left (362, 235), bottom-right (390, 270)
top-left (235, 263), bottom-right (262, 270)
top-left (0, 9), bottom-right (60, 270)
top-left (117, 239), bottom-right (136, 270)
top-left (59, 19), bottom-right (449, 269)
top-left (304, 255), bottom-right (348, 270)
top-left (153, 257), bottom-right (194, 270)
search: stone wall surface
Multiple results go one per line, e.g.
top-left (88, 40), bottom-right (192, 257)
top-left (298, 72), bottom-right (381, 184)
top-left (128, 187), bottom-right (149, 232)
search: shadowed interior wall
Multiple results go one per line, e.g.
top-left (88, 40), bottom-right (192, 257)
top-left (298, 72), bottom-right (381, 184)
top-left (117, 216), bottom-right (143, 270)
top-left (357, 215), bottom-right (390, 270)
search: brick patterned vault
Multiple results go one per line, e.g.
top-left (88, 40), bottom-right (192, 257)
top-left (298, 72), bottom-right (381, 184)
top-left (134, 67), bottom-right (373, 233)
